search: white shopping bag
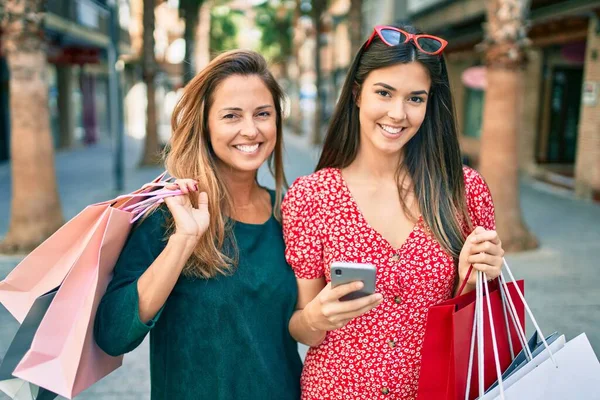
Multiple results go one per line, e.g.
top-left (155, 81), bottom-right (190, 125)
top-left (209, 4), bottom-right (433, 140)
top-left (500, 333), bottom-right (600, 399)
top-left (469, 260), bottom-right (600, 400)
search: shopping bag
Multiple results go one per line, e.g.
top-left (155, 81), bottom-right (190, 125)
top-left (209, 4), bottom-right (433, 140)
top-left (0, 172), bottom-right (168, 323)
top-left (498, 333), bottom-right (600, 399)
top-left (0, 290), bottom-right (58, 400)
top-left (417, 276), bottom-right (525, 400)
top-left (471, 261), bottom-right (600, 400)
top-left (485, 331), bottom-right (561, 392)
top-left (0, 174), bottom-right (180, 398)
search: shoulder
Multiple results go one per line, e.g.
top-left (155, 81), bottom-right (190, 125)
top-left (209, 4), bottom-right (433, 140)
top-left (131, 205), bottom-right (170, 237)
top-left (462, 165), bottom-right (491, 198)
top-left (283, 168), bottom-right (340, 205)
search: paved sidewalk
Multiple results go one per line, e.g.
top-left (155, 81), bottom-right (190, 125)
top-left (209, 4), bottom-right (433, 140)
top-left (0, 131), bottom-right (599, 399)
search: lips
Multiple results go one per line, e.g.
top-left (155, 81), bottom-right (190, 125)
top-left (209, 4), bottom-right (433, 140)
top-left (234, 143), bottom-right (260, 153)
top-left (378, 124), bottom-right (405, 134)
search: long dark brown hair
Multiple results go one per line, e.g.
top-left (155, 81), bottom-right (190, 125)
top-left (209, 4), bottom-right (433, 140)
top-left (164, 49), bottom-right (287, 278)
top-left (316, 24), bottom-right (471, 260)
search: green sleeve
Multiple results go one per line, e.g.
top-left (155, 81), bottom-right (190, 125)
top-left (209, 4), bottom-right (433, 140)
top-left (94, 207), bottom-right (169, 356)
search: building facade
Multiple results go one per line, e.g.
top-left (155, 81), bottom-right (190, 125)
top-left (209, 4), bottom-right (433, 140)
top-left (0, 0), bottom-right (132, 162)
top-left (407, 0), bottom-right (600, 200)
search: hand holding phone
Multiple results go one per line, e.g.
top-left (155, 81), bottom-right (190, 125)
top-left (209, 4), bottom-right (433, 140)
top-left (302, 262), bottom-right (381, 333)
top-left (330, 262), bottom-right (377, 301)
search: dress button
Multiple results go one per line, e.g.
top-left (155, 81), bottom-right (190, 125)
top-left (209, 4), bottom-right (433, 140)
top-left (390, 253), bottom-right (400, 262)
top-left (381, 387), bottom-right (390, 395)
top-left (387, 340), bottom-right (396, 349)
top-left (394, 296), bottom-right (402, 304)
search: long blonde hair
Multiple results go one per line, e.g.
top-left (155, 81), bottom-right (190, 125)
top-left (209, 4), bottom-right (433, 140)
top-left (164, 49), bottom-right (287, 278)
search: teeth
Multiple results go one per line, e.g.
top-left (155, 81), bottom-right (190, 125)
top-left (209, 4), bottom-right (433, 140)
top-left (235, 144), bottom-right (259, 153)
top-left (380, 125), bottom-right (403, 134)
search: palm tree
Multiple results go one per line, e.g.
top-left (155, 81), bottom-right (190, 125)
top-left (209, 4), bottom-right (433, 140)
top-left (180, 0), bottom-right (205, 85)
top-left (311, 0), bottom-right (326, 145)
top-left (0, 0), bottom-right (63, 253)
top-left (478, 0), bottom-right (537, 251)
top-left (348, 0), bottom-right (362, 56)
top-left (140, 0), bottom-right (161, 166)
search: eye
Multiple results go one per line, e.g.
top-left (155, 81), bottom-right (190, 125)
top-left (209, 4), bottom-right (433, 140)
top-left (222, 113), bottom-right (237, 120)
top-left (376, 90), bottom-right (392, 98)
top-left (257, 111), bottom-right (271, 118)
top-left (409, 96), bottom-right (425, 103)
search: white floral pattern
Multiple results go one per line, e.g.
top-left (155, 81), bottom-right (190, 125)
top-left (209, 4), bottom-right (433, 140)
top-left (282, 166), bottom-right (495, 400)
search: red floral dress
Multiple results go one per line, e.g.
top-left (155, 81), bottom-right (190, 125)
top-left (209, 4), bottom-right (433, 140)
top-left (281, 166), bottom-right (495, 400)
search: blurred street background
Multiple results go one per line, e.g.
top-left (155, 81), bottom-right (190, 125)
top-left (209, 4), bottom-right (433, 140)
top-left (1, 0), bottom-right (600, 398)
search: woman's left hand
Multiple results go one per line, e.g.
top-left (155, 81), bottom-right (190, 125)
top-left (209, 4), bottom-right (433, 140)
top-left (458, 226), bottom-right (505, 289)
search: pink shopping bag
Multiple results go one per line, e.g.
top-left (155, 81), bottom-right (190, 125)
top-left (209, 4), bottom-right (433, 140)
top-left (0, 172), bottom-right (168, 323)
top-left (0, 174), bottom-right (180, 399)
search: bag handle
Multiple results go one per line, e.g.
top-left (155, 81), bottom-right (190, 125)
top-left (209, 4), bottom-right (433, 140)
top-left (466, 259), bottom-right (558, 399)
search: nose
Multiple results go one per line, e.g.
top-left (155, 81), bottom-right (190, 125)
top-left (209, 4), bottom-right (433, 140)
top-left (240, 116), bottom-right (259, 139)
top-left (387, 100), bottom-right (407, 121)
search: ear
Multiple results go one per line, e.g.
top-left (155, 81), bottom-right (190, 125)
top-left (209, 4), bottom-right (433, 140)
top-left (353, 82), bottom-right (361, 108)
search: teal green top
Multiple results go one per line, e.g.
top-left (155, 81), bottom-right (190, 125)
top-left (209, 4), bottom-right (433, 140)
top-left (94, 190), bottom-right (302, 400)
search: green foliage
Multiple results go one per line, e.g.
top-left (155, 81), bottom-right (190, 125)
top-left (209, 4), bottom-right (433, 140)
top-left (253, 0), bottom-right (294, 63)
top-left (210, 5), bottom-right (243, 53)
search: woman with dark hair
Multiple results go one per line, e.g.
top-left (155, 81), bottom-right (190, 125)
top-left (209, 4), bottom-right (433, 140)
top-left (94, 49), bottom-right (302, 399)
top-left (282, 24), bottom-right (505, 399)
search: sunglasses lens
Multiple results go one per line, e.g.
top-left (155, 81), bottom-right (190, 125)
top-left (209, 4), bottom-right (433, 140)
top-left (416, 37), bottom-right (443, 53)
top-left (380, 29), bottom-right (405, 46)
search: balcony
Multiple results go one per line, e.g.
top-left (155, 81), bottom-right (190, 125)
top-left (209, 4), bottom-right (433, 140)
top-left (44, 0), bottom-right (131, 51)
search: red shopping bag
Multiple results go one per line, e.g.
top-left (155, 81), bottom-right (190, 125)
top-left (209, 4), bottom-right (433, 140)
top-left (417, 278), bottom-right (526, 400)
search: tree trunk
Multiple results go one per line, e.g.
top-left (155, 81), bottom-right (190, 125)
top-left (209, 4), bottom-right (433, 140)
top-left (182, 1), bottom-right (200, 86)
top-left (288, 0), bottom-right (302, 135)
top-left (140, 0), bottom-right (160, 166)
top-left (349, 0), bottom-right (363, 56)
top-left (479, 0), bottom-right (537, 252)
top-left (312, 0), bottom-right (324, 145)
top-left (194, 1), bottom-right (211, 72)
top-left (0, 0), bottom-right (63, 254)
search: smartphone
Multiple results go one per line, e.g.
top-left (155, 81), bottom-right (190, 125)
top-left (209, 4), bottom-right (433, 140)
top-left (330, 261), bottom-right (377, 301)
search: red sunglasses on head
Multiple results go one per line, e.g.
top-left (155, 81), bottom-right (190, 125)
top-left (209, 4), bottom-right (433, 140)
top-left (365, 25), bottom-right (448, 55)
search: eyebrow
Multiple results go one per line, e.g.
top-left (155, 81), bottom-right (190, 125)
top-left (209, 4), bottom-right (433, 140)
top-left (373, 82), bottom-right (429, 95)
top-left (220, 104), bottom-right (274, 112)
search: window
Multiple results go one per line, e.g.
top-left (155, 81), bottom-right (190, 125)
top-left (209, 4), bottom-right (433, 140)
top-left (463, 87), bottom-right (484, 138)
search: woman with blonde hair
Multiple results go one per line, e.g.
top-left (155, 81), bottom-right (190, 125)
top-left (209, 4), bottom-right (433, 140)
top-left (94, 50), bottom-right (302, 399)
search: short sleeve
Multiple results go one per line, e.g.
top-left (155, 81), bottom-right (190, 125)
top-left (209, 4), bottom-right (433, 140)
top-left (281, 176), bottom-right (325, 279)
top-left (463, 166), bottom-right (496, 231)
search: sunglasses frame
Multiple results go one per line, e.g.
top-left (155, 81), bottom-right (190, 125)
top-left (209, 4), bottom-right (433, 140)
top-left (364, 25), bottom-right (448, 55)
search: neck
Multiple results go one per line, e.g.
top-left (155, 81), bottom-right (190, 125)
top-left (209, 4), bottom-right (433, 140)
top-left (348, 145), bottom-right (404, 181)
top-left (217, 164), bottom-right (261, 206)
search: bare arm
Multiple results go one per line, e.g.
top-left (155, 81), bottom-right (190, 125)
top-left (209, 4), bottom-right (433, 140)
top-left (289, 277), bottom-right (383, 347)
top-left (289, 278), bottom-right (328, 347)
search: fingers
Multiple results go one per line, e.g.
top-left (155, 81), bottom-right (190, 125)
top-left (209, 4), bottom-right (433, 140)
top-left (469, 241), bottom-right (504, 257)
top-left (333, 295), bottom-right (383, 320)
top-left (470, 263), bottom-right (502, 280)
top-left (197, 192), bottom-right (209, 212)
top-left (467, 252), bottom-right (502, 266)
top-left (172, 179), bottom-right (198, 194)
top-left (470, 228), bottom-right (500, 245)
top-left (322, 281), bottom-right (364, 303)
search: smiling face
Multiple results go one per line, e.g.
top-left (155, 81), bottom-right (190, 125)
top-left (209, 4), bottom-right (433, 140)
top-left (356, 61), bottom-right (431, 160)
top-left (207, 74), bottom-right (277, 174)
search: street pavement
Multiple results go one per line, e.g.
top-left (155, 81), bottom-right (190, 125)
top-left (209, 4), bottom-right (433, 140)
top-left (0, 131), bottom-right (599, 399)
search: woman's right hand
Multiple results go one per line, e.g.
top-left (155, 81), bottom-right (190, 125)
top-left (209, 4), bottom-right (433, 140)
top-left (165, 179), bottom-right (210, 240)
top-left (303, 282), bottom-right (383, 331)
